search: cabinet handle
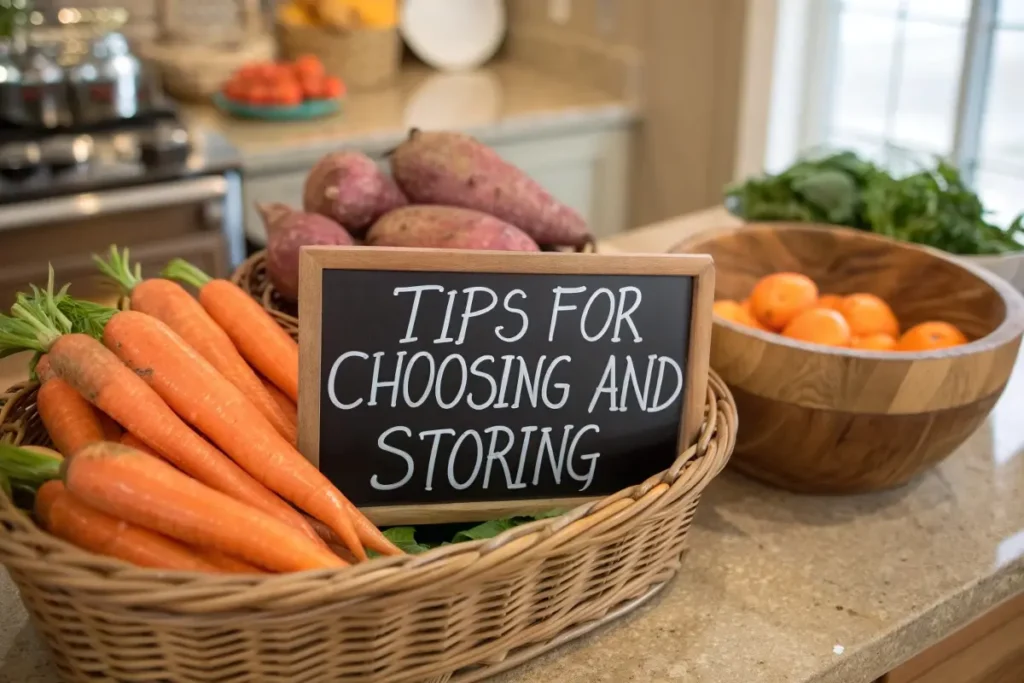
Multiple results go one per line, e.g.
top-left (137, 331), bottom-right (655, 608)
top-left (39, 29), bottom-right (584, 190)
top-left (0, 176), bottom-right (229, 232)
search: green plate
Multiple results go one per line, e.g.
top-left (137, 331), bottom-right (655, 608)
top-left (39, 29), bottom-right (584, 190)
top-left (213, 93), bottom-right (342, 121)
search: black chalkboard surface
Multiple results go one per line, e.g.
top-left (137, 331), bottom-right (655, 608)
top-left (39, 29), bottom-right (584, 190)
top-left (298, 248), bottom-right (714, 525)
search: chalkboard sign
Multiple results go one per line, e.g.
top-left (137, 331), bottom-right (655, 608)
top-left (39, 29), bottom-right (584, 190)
top-left (298, 248), bottom-right (714, 525)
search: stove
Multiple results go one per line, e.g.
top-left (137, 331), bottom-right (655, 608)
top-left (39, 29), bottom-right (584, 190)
top-left (0, 109), bottom-right (246, 309)
top-left (0, 109), bottom-right (235, 205)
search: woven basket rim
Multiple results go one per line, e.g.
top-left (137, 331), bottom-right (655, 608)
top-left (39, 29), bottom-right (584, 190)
top-left (0, 371), bottom-right (734, 614)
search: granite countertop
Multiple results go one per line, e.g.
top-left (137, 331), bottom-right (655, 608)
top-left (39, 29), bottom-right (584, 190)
top-left (2, 211), bottom-right (1023, 683)
top-left (180, 62), bottom-right (636, 175)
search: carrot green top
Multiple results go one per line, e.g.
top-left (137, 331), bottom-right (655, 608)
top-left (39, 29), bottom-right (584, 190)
top-left (0, 267), bottom-right (115, 357)
top-left (161, 259), bottom-right (213, 289)
top-left (0, 443), bottom-right (62, 488)
top-left (93, 245), bottom-right (143, 295)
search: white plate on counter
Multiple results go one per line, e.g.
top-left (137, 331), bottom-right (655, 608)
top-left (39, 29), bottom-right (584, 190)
top-left (400, 0), bottom-right (506, 71)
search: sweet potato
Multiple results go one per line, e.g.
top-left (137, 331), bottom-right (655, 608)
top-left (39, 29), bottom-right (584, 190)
top-left (366, 206), bottom-right (540, 251)
top-left (303, 151), bottom-right (408, 232)
top-left (389, 129), bottom-right (592, 247)
top-left (259, 203), bottom-right (354, 301)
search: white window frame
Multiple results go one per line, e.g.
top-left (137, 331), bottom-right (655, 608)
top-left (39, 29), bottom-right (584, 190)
top-left (771, 0), bottom-right (1007, 186)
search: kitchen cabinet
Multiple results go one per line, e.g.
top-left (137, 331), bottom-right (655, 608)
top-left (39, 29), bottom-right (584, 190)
top-left (880, 593), bottom-right (1024, 683)
top-left (241, 126), bottom-right (632, 245)
top-left (0, 204), bottom-right (231, 311)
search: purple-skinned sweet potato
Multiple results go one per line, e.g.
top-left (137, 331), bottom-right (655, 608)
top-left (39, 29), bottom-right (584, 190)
top-left (366, 205), bottom-right (540, 251)
top-left (303, 151), bottom-right (408, 232)
top-left (258, 202), bottom-right (354, 302)
top-left (389, 129), bottom-right (592, 247)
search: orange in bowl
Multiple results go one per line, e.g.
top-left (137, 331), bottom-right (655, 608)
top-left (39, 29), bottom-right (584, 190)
top-left (748, 272), bottom-right (818, 330)
top-left (816, 294), bottom-right (844, 311)
top-left (897, 321), bottom-right (968, 351)
top-left (713, 300), bottom-right (767, 331)
top-left (782, 308), bottom-right (851, 347)
top-left (850, 333), bottom-right (898, 351)
top-left (838, 293), bottom-right (900, 338)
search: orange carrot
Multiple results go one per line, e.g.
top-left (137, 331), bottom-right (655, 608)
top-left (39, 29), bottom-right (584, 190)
top-left (119, 432), bottom-right (159, 457)
top-left (36, 480), bottom-right (223, 572)
top-left (260, 376), bottom-right (297, 426)
top-left (198, 549), bottom-right (265, 574)
top-left (98, 413), bottom-right (122, 441)
top-left (96, 249), bottom-right (297, 443)
top-left (36, 376), bottom-right (108, 456)
top-left (35, 354), bottom-right (53, 383)
top-left (164, 260), bottom-right (299, 401)
top-left (308, 509), bottom-right (402, 557)
top-left (103, 310), bottom-right (367, 560)
top-left (44, 333), bottom-right (322, 546)
top-left (64, 443), bottom-right (346, 572)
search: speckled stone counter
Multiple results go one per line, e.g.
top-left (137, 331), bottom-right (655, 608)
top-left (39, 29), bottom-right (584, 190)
top-left (180, 62), bottom-right (637, 175)
top-left (1, 211), bottom-right (1023, 683)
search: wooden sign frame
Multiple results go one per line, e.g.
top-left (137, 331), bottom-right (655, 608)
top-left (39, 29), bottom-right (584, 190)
top-left (298, 247), bottom-right (715, 525)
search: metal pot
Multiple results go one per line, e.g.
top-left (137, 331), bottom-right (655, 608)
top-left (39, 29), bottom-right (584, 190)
top-left (68, 32), bottom-right (147, 125)
top-left (17, 44), bottom-right (70, 128)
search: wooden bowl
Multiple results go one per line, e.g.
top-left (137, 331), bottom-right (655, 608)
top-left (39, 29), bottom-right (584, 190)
top-left (671, 223), bottom-right (1024, 493)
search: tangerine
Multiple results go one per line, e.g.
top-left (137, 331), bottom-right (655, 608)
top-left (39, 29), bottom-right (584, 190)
top-left (817, 294), bottom-right (843, 311)
top-left (850, 333), bottom-right (898, 351)
top-left (838, 293), bottom-right (900, 338)
top-left (749, 272), bottom-right (819, 330)
top-left (782, 308), bottom-right (852, 347)
top-left (714, 300), bottom-right (767, 331)
top-left (896, 322), bottom-right (968, 351)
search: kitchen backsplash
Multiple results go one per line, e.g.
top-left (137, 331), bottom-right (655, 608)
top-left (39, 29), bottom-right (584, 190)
top-left (504, 0), bottom-right (642, 103)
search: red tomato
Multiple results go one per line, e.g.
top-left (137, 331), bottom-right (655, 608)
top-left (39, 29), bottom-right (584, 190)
top-left (293, 54), bottom-right (325, 81)
top-left (223, 80), bottom-right (246, 102)
top-left (254, 63), bottom-right (281, 82)
top-left (299, 75), bottom-right (323, 100)
top-left (320, 76), bottom-right (344, 99)
top-left (274, 81), bottom-right (303, 107)
top-left (237, 63), bottom-right (262, 80)
top-left (247, 83), bottom-right (274, 106)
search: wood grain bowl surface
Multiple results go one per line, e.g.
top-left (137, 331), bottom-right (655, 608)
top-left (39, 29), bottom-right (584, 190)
top-left (672, 223), bottom-right (1024, 493)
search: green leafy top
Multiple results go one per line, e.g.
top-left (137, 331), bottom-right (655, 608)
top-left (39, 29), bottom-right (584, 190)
top-left (0, 443), bottom-right (62, 488)
top-left (1, 269), bottom-right (73, 355)
top-left (376, 510), bottom-right (567, 556)
top-left (726, 151), bottom-right (1023, 256)
top-left (162, 259), bottom-right (213, 289)
top-left (93, 245), bottom-right (143, 295)
top-left (0, 267), bottom-right (116, 373)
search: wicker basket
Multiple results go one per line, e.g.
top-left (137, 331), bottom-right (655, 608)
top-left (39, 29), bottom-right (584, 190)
top-left (140, 0), bottom-right (275, 102)
top-left (231, 246), bottom-right (599, 339)
top-left (0, 372), bottom-right (733, 683)
top-left (277, 22), bottom-right (401, 91)
top-left (141, 36), bottom-right (277, 102)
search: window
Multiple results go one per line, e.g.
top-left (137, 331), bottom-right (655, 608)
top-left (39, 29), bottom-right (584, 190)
top-left (787, 0), bottom-right (1024, 225)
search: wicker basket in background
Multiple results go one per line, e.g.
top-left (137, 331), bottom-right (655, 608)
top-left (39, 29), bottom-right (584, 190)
top-left (140, 0), bottom-right (276, 101)
top-left (0, 371), bottom-right (735, 682)
top-left (277, 21), bottom-right (401, 91)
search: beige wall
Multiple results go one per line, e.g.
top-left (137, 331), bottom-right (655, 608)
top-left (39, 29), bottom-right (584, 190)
top-left (506, 0), bottom-right (777, 228)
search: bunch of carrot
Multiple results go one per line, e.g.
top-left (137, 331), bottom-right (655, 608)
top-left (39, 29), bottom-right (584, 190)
top-left (0, 250), bottom-right (401, 574)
